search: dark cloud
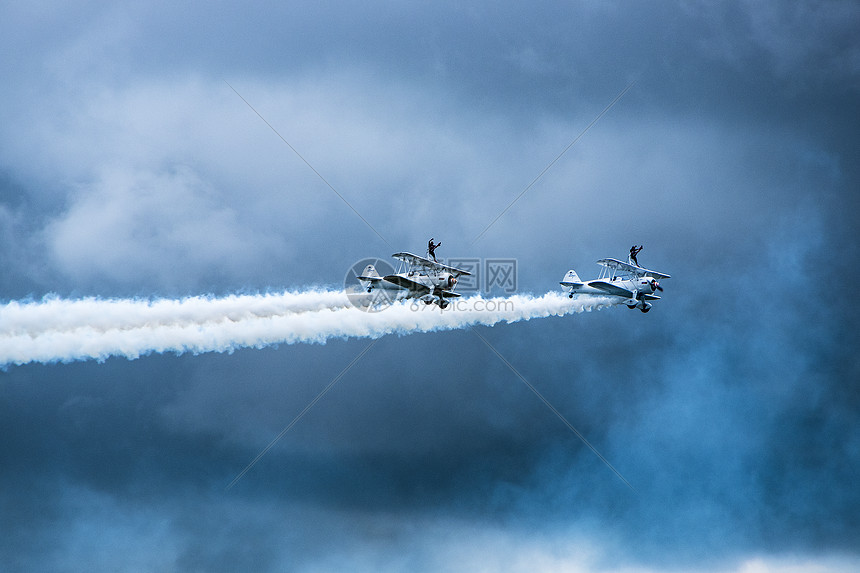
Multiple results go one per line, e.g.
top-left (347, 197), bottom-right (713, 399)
top-left (1, 1), bottom-right (858, 571)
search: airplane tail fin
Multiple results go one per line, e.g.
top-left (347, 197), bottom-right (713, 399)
top-left (361, 264), bottom-right (380, 278)
top-left (357, 264), bottom-right (381, 290)
top-left (560, 270), bottom-right (582, 297)
top-left (560, 269), bottom-right (581, 286)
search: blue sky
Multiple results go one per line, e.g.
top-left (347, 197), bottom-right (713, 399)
top-left (1, 2), bottom-right (859, 571)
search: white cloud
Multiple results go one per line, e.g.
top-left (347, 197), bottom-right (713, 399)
top-left (44, 165), bottom-right (275, 289)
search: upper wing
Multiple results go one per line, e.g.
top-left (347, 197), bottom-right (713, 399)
top-left (642, 269), bottom-right (671, 280)
top-left (597, 258), bottom-right (638, 273)
top-left (391, 252), bottom-right (473, 276)
top-left (381, 274), bottom-right (432, 295)
top-left (596, 258), bottom-right (671, 280)
top-left (588, 281), bottom-right (634, 298)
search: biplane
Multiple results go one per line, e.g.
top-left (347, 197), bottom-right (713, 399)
top-left (560, 257), bottom-right (670, 313)
top-left (358, 252), bottom-right (472, 309)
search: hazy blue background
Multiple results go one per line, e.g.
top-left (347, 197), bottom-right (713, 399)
top-left (2, 2), bottom-right (858, 571)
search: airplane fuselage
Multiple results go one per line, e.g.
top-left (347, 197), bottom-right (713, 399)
top-left (367, 271), bottom-right (457, 293)
top-left (361, 272), bottom-right (456, 308)
top-left (566, 278), bottom-right (657, 297)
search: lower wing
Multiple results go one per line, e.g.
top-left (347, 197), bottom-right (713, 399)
top-left (588, 281), bottom-right (634, 298)
top-left (382, 275), bottom-right (432, 295)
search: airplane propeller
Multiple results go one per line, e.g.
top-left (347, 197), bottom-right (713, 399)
top-left (651, 279), bottom-right (663, 292)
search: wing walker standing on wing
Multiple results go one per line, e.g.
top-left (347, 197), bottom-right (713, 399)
top-left (357, 246), bottom-right (470, 310)
top-left (629, 245), bottom-right (643, 267)
top-left (560, 247), bottom-right (670, 313)
top-left (428, 238), bottom-right (442, 262)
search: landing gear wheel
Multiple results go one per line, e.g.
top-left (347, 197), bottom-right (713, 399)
top-left (640, 306), bottom-right (650, 313)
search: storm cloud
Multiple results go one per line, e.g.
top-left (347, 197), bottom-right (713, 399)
top-left (1, 1), bottom-right (858, 571)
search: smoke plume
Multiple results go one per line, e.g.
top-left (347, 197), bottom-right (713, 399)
top-left (1, 290), bottom-right (615, 366)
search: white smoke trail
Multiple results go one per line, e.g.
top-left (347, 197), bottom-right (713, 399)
top-left (0, 290), bottom-right (616, 366)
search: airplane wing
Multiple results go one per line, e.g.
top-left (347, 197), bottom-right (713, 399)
top-left (381, 274), bottom-right (432, 295)
top-left (588, 281), bottom-right (634, 298)
top-left (391, 252), bottom-right (473, 276)
top-left (597, 258), bottom-right (638, 272)
top-left (560, 281), bottom-right (583, 287)
top-left (439, 290), bottom-right (461, 298)
top-left (596, 258), bottom-right (671, 280)
top-left (642, 269), bottom-right (671, 280)
top-left (357, 275), bottom-right (384, 282)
